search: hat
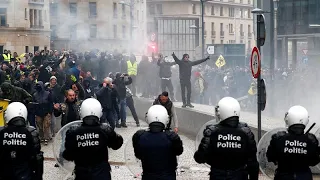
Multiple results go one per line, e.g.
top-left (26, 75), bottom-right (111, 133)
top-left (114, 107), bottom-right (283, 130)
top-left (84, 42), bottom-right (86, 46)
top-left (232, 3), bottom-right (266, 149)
top-left (50, 76), bottom-right (57, 80)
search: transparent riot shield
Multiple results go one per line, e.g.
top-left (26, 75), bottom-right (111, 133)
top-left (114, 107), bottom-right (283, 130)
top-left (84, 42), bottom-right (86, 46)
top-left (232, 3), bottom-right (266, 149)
top-left (257, 127), bottom-right (287, 179)
top-left (194, 119), bottom-right (217, 167)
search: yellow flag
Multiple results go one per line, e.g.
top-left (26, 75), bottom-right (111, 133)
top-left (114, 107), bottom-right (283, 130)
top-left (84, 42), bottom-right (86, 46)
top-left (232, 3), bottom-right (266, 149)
top-left (215, 55), bottom-right (226, 68)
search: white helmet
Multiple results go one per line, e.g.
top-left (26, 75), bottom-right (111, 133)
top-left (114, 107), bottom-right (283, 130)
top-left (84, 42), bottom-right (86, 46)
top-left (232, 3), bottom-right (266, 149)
top-left (80, 98), bottom-right (103, 119)
top-left (284, 105), bottom-right (309, 127)
top-left (4, 102), bottom-right (28, 123)
top-left (146, 105), bottom-right (169, 126)
top-left (215, 97), bottom-right (240, 121)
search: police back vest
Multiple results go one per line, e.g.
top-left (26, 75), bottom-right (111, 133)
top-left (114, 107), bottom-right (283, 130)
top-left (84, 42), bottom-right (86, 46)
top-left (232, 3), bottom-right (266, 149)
top-left (127, 61), bottom-right (137, 76)
top-left (274, 133), bottom-right (312, 171)
top-left (2, 54), bottom-right (11, 62)
top-left (0, 126), bottom-right (34, 163)
top-left (208, 125), bottom-right (249, 169)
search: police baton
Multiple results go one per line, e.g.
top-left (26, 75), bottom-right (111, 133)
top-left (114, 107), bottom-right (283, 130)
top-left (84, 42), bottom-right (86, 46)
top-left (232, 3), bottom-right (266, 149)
top-left (305, 122), bottom-right (316, 134)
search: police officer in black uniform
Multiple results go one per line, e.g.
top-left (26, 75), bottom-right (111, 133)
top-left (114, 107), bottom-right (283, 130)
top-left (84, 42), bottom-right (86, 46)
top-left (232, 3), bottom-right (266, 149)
top-left (0, 102), bottom-right (43, 180)
top-left (266, 105), bottom-right (320, 180)
top-left (132, 105), bottom-right (183, 180)
top-left (62, 98), bottom-right (123, 180)
top-left (194, 97), bottom-right (259, 180)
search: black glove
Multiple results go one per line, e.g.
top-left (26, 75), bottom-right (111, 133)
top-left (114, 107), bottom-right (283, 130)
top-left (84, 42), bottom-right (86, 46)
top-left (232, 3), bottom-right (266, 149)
top-left (206, 56), bottom-right (210, 60)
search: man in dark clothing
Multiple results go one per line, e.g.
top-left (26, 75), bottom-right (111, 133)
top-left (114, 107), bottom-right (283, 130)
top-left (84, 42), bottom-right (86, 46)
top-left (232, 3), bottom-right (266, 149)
top-left (172, 52), bottom-right (210, 108)
top-left (113, 73), bottom-right (132, 128)
top-left (153, 53), bottom-right (176, 101)
top-left (82, 78), bottom-right (95, 99)
top-left (33, 81), bottom-right (53, 145)
top-left (153, 91), bottom-right (178, 133)
top-left (96, 78), bottom-right (120, 130)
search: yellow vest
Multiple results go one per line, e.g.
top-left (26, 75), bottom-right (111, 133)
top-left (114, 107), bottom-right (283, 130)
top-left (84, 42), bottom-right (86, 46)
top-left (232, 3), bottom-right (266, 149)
top-left (2, 54), bottom-right (11, 62)
top-left (127, 61), bottom-right (137, 76)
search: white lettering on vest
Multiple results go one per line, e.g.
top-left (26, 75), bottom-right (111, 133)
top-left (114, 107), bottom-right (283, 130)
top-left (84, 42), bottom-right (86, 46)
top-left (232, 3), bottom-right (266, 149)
top-left (76, 133), bottom-right (99, 147)
top-left (217, 134), bottom-right (242, 148)
top-left (3, 132), bottom-right (27, 146)
top-left (284, 140), bottom-right (307, 154)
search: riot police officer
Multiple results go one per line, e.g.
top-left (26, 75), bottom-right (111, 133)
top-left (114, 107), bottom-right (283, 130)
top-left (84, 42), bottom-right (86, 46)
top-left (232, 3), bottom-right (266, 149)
top-left (0, 102), bottom-right (43, 180)
top-left (194, 97), bottom-right (259, 180)
top-left (62, 98), bottom-right (123, 180)
top-left (266, 105), bottom-right (320, 180)
top-left (132, 105), bottom-right (183, 180)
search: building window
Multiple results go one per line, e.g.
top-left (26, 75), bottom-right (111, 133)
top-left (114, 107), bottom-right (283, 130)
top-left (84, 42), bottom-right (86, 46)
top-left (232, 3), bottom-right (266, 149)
top-left (34, 46), bottom-right (39, 53)
top-left (25, 8), bottom-right (28, 19)
top-left (0, 8), bottom-right (6, 26)
top-left (149, 4), bottom-right (155, 15)
top-left (50, 25), bottom-right (57, 39)
top-left (90, 24), bottom-right (97, 38)
top-left (122, 25), bottom-right (126, 38)
top-left (122, 4), bottom-right (125, 19)
top-left (0, 46), bottom-right (3, 54)
top-left (240, 0), bottom-right (243, 3)
top-left (89, 2), bottom-right (97, 18)
top-left (212, 39), bottom-right (215, 44)
top-left (220, 23), bottom-right (223, 31)
top-left (228, 7), bottom-right (234, 17)
top-left (113, 3), bottom-right (117, 18)
top-left (248, 40), bottom-right (251, 48)
top-left (248, 9), bottom-right (251, 18)
top-left (240, 24), bottom-right (243, 34)
top-left (44, 10), bottom-right (47, 21)
top-left (211, 6), bottom-right (214, 15)
top-left (220, 40), bottom-right (223, 44)
top-left (192, 4), bottom-right (196, 14)
top-left (50, 3), bottom-right (58, 17)
top-left (25, 46), bottom-right (29, 53)
top-left (248, 24), bottom-right (251, 34)
top-left (211, 22), bottom-right (214, 32)
top-left (69, 25), bottom-right (77, 40)
top-left (69, 3), bottom-right (77, 17)
top-left (29, 9), bottom-right (44, 29)
top-left (229, 23), bottom-right (233, 33)
top-left (113, 25), bottom-right (117, 39)
top-left (156, 4), bottom-right (162, 14)
top-left (240, 40), bottom-right (243, 44)
top-left (240, 8), bottom-right (243, 18)
top-left (220, 6), bottom-right (223, 16)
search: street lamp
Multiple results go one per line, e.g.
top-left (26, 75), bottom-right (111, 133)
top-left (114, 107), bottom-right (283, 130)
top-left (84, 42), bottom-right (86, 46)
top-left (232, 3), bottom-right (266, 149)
top-left (119, 0), bottom-right (134, 40)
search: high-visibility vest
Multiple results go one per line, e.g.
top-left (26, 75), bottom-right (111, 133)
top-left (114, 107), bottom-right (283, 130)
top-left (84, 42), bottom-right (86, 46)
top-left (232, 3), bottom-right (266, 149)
top-left (127, 61), bottom-right (137, 76)
top-left (2, 54), bottom-right (11, 62)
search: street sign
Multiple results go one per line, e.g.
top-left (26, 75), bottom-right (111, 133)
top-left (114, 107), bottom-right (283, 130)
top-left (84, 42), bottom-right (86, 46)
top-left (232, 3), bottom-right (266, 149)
top-left (257, 15), bottom-right (266, 47)
top-left (215, 55), bottom-right (226, 68)
top-left (250, 47), bottom-right (261, 78)
top-left (302, 49), bottom-right (308, 55)
top-left (207, 46), bottom-right (215, 55)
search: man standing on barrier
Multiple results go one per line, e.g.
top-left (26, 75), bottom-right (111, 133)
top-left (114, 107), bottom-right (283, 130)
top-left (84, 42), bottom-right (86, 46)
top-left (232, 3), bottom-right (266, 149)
top-left (0, 102), bottom-right (43, 180)
top-left (153, 91), bottom-right (178, 133)
top-left (62, 98), bottom-right (123, 180)
top-left (266, 106), bottom-right (320, 180)
top-left (194, 97), bottom-right (259, 180)
top-left (171, 52), bottom-right (210, 108)
top-left (132, 105), bottom-right (183, 180)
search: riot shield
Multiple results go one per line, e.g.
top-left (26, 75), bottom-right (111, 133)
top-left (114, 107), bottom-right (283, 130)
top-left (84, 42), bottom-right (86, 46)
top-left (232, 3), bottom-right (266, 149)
top-left (53, 120), bottom-right (82, 174)
top-left (194, 119), bottom-right (217, 167)
top-left (257, 127), bottom-right (287, 179)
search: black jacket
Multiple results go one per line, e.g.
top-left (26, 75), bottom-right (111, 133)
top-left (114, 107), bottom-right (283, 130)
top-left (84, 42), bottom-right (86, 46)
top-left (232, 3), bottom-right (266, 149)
top-left (54, 99), bottom-right (82, 127)
top-left (63, 121), bottom-right (123, 180)
top-left (113, 76), bottom-right (132, 100)
top-left (96, 86), bottom-right (119, 115)
top-left (157, 58), bottom-right (176, 78)
top-left (172, 54), bottom-right (208, 81)
top-left (0, 119), bottom-right (43, 180)
top-left (194, 117), bottom-right (259, 180)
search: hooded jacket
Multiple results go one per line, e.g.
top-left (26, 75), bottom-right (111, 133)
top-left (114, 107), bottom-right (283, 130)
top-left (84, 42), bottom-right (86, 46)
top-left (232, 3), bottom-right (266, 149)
top-left (33, 81), bottom-right (53, 117)
top-left (152, 95), bottom-right (178, 129)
